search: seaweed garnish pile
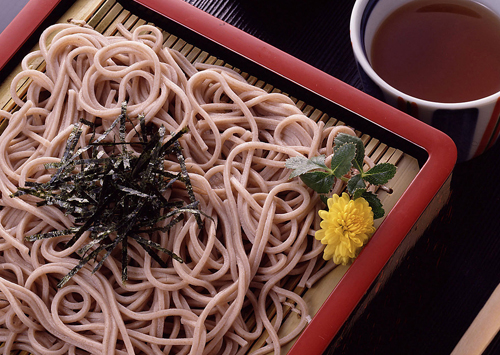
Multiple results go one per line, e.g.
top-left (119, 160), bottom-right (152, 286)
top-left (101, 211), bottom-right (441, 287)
top-left (12, 102), bottom-right (203, 288)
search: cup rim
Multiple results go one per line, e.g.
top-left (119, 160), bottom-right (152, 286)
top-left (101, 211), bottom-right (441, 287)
top-left (349, 0), bottom-right (500, 109)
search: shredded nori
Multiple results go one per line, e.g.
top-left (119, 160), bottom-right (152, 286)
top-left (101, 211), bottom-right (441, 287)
top-left (11, 102), bottom-right (203, 288)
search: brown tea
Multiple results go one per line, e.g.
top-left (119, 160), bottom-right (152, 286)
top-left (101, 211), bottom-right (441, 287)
top-left (370, 0), bottom-right (500, 103)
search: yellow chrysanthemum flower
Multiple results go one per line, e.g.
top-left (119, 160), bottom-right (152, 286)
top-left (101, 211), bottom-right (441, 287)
top-left (315, 192), bottom-right (376, 265)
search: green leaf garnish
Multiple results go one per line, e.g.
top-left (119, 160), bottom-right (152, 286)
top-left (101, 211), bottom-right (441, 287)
top-left (347, 174), bottom-right (366, 196)
top-left (285, 155), bottom-right (328, 178)
top-left (334, 133), bottom-right (365, 171)
top-left (362, 162), bottom-right (397, 186)
top-left (360, 191), bottom-right (385, 219)
top-left (285, 132), bottom-right (396, 219)
top-left (330, 142), bottom-right (356, 178)
top-left (352, 186), bottom-right (366, 200)
top-left (300, 171), bottom-right (336, 194)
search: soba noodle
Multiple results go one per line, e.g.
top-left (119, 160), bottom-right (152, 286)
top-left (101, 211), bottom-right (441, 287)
top-left (0, 23), bottom-right (361, 355)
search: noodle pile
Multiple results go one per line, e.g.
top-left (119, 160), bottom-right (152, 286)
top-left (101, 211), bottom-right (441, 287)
top-left (0, 23), bottom-right (359, 354)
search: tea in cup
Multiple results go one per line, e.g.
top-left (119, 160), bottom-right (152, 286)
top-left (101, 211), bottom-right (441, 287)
top-left (350, 0), bottom-right (500, 162)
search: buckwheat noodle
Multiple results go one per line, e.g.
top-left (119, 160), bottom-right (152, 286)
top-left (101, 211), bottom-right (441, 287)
top-left (0, 23), bottom-right (363, 355)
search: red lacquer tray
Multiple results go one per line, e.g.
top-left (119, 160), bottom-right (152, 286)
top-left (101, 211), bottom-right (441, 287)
top-left (0, 0), bottom-right (457, 353)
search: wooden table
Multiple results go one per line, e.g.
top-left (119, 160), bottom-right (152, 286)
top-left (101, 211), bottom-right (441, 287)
top-left (3, 0), bottom-right (500, 354)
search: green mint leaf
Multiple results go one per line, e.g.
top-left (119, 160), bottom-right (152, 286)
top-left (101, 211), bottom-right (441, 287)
top-left (285, 155), bottom-right (328, 178)
top-left (361, 191), bottom-right (385, 219)
top-left (362, 163), bottom-right (397, 186)
top-left (320, 194), bottom-right (329, 206)
top-left (334, 133), bottom-right (365, 172)
top-left (300, 171), bottom-right (336, 194)
top-left (330, 142), bottom-right (356, 178)
top-left (347, 173), bottom-right (366, 196)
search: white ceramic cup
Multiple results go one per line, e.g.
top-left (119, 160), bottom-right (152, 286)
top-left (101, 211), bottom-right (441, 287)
top-left (350, 0), bottom-right (500, 162)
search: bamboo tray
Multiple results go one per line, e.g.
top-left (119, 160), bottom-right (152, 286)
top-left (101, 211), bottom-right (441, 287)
top-left (0, 0), bottom-right (457, 354)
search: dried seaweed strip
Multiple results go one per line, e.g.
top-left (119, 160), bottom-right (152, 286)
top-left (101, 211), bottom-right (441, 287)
top-left (25, 228), bottom-right (80, 242)
top-left (130, 234), bottom-right (183, 263)
top-left (11, 102), bottom-right (202, 287)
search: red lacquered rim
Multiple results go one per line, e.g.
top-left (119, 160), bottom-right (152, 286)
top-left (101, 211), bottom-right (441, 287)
top-left (0, 0), bottom-right (60, 71)
top-left (0, 0), bottom-right (457, 353)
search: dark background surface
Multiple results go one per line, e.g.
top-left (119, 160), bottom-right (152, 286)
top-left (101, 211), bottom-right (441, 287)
top-left (4, 0), bottom-right (500, 354)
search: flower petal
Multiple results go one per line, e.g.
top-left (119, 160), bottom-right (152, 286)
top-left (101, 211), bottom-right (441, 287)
top-left (315, 193), bottom-right (375, 265)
